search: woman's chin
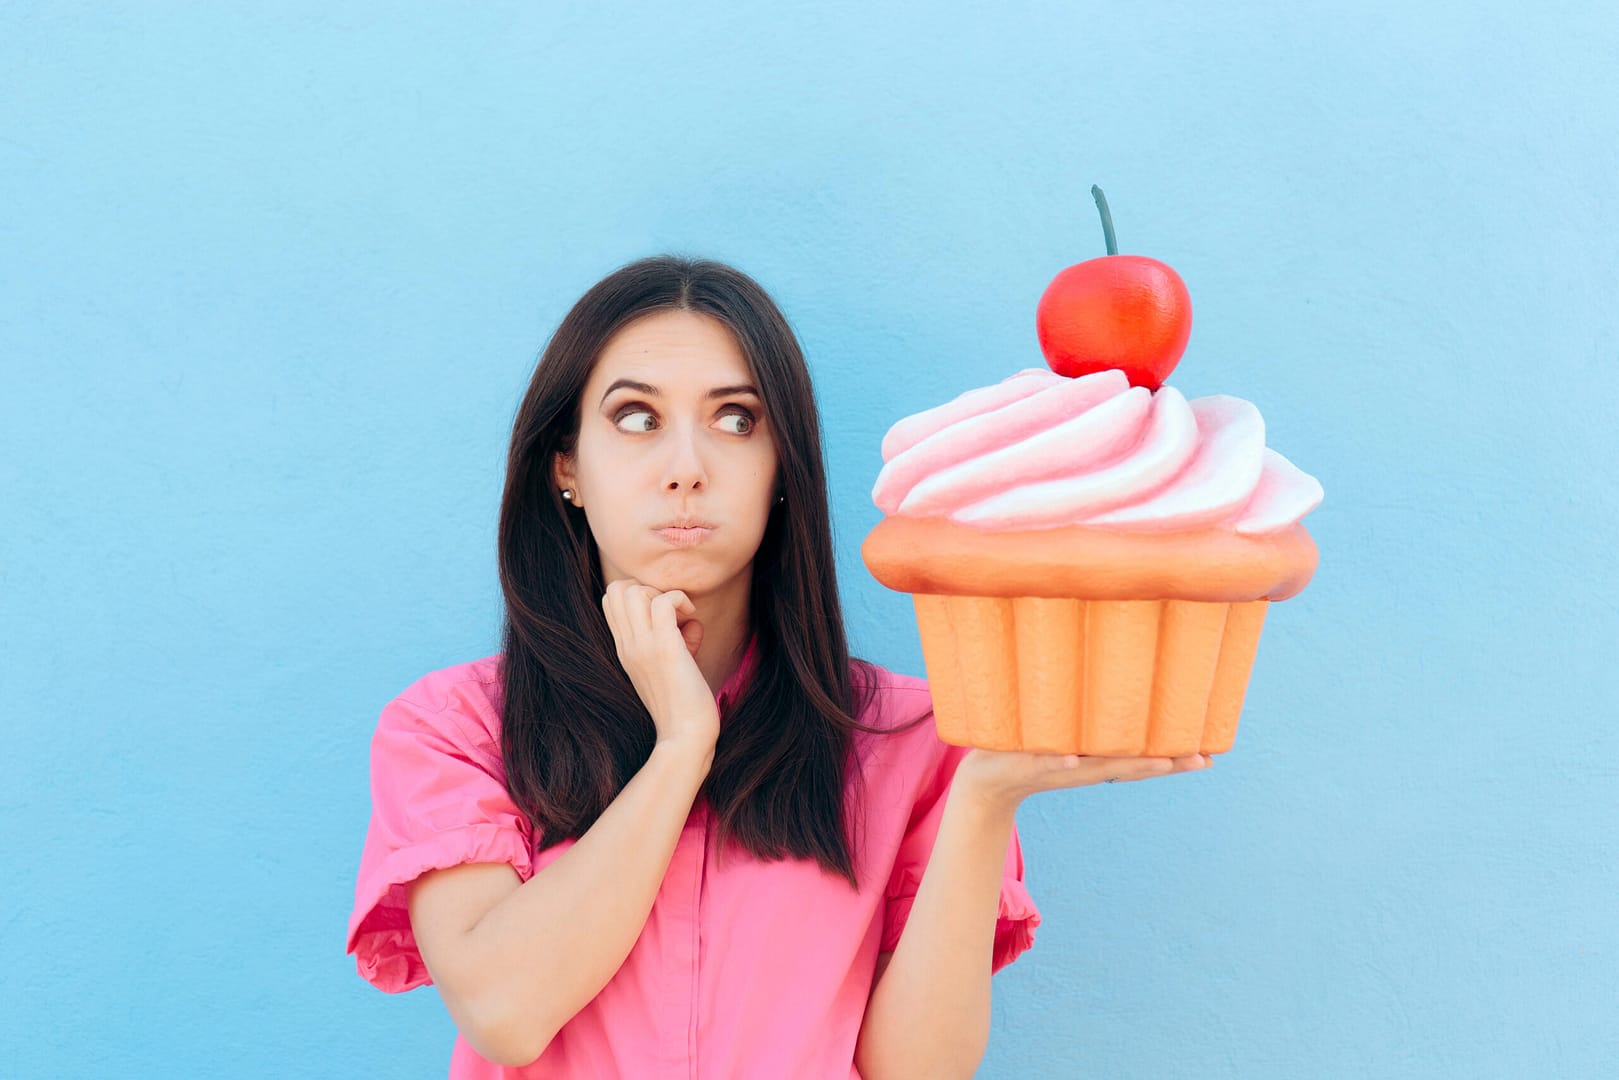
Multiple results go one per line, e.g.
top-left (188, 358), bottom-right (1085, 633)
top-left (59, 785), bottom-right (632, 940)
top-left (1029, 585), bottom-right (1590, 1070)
top-left (620, 560), bottom-right (708, 594)
top-left (601, 544), bottom-right (746, 598)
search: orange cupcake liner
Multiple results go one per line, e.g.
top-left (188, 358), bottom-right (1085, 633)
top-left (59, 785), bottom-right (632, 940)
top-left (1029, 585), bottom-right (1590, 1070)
top-left (912, 592), bottom-right (1270, 756)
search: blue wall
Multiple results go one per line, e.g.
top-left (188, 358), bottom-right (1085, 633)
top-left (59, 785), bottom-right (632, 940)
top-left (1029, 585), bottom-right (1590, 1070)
top-left (4, 3), bottom-right (1615, 1077)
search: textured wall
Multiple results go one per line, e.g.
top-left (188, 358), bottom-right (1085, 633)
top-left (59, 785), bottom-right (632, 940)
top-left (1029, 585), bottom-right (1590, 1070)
top-left (3, 2), bottom-right (1615, 1077)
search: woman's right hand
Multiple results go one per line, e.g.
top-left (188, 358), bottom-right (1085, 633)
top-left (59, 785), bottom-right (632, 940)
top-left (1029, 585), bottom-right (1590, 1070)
top-left (601, 577), bottom-right (720, 757)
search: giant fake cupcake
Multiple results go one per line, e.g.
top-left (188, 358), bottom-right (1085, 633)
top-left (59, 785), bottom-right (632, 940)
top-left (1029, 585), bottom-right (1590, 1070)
top-left (861, 187), bottom-right (1323, 757)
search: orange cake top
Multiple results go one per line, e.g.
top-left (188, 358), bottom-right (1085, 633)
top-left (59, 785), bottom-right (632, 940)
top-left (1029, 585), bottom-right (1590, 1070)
top-left (861, 514), bottom-right (1318, 602)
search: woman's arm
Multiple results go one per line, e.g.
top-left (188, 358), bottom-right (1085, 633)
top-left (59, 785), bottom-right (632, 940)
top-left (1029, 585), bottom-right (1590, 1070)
top-left (853, 782), bottom-right (1013, 1080)
top-left (408, 580), bottom-right (723, 1065)
top-left (407, 738), bottom-right (712, 1067)
top-left (855, 749), bottom-right (1211, 1080)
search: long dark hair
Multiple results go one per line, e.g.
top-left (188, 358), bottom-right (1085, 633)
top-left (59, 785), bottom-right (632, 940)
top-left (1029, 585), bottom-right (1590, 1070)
top-left (497, 254), bottom-right (914, 889)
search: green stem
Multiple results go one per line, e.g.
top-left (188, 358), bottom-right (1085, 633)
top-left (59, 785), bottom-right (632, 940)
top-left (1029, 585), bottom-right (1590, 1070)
top-left (1091, 185), bottom-right (1118, 256)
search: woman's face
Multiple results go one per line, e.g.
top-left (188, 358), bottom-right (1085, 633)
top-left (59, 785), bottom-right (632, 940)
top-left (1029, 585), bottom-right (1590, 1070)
top-left (554, 309), bottom-right (780, 598)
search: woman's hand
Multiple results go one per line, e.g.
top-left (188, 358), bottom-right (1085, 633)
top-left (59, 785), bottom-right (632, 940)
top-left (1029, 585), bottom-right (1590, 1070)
top-left (601, 578), bottom-right (719, 756)
top-left (952, 747), bottom-right (1213, 816)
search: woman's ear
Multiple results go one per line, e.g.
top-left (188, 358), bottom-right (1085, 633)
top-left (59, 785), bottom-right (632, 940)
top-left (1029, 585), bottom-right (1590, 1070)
top-left (552, 450), bottom-right (575, 497)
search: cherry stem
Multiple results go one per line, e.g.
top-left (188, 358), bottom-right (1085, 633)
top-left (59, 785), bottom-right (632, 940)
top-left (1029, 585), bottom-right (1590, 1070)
top-left (1091, 184), bottom-right (1118, 256)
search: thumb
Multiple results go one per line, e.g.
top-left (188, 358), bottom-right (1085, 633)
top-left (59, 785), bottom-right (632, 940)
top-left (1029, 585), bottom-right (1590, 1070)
top-left (678, 615), bottom-right (704, 658)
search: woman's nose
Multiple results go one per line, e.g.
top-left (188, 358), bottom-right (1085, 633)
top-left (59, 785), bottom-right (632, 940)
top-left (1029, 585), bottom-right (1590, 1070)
top-left (661, 424), bottom-right (708, 491)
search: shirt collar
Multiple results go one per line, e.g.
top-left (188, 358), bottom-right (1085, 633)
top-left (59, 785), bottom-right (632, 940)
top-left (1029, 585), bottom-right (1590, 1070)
top-left (715, 629), bottom-right (761, 714)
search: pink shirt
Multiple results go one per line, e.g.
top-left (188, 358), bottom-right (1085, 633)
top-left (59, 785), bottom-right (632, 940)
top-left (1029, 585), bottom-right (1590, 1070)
top-left (346, 635), bottom-right (1040, 1078)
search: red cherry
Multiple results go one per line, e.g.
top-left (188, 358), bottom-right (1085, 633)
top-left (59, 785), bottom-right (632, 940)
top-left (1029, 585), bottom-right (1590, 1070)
top-left (1035, 186), bottom-right (1192, 392)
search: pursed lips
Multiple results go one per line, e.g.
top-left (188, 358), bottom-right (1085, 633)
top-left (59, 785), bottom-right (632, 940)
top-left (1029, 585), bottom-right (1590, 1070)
top-left (655, 522), bottom-right (715, 547)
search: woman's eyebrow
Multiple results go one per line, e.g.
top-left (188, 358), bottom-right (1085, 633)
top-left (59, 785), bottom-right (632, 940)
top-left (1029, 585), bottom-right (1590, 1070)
top-left (599, 378), bottom-right (761, 406)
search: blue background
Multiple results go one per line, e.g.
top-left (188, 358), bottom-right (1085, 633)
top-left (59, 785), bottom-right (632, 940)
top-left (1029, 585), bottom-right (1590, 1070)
top-left (4, 2), bottom-right (1615, 1077)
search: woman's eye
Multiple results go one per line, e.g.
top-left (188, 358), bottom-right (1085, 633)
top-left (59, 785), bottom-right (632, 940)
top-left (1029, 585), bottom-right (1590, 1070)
top-left (616, 409), bottom-right (656, 433)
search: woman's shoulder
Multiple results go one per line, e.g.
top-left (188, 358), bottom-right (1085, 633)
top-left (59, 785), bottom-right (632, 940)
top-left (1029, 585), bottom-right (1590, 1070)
top-left (849, 658), bottom-right (950, 762)
top-left (850, 656), bottom-right (933, 716)
top-left (379, 653), bottom-right (506, 752)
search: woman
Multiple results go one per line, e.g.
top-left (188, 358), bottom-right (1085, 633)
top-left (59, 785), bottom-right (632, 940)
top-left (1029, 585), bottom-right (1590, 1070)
top-left (346, 255), bottom-right (1210, 1078)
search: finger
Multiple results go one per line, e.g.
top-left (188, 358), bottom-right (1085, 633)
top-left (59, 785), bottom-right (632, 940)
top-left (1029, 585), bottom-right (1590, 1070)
top-left (655, 590), bottom-right (701, 654)
top-left (1106, 755), bottom-right (1210, 783)
top-left (1012, 754), bottom-right (1152, 790)
top-left (628, 586), bottom-right (660, 637)
top-left (652, 590), bottom-right (695, 630)
top-left (622, 580), bottom-right (656, 636)
top-left (604, 578), bottom-right (647, 646)
top-left (650, 591), bottom-right (703, 657)
top-left (1093, 757), bottom-right (1175, 785)
top-left (648, 591), bottom-right (677, 639)
top-left (602, 579), bottom-right (623, 642)
top-left (1019, 754), bottom-right (1088, 781)
top-left (680, 616), bottom-right (703, 658)
top-left (1045, 758), bottom-right (1151, 791)
top-left (670, 593), bottom-right (703, 657)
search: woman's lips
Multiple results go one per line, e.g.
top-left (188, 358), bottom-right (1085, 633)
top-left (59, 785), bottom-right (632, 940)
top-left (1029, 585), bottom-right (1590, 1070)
top-left (656, 526), bottom-right (714, 547)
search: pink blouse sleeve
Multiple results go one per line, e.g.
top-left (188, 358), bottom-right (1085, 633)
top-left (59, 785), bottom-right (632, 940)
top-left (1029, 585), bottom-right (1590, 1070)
top-left (880, 742), bottom-right (1041, 974)
top-left (345, 693), bottom-right (536, 993)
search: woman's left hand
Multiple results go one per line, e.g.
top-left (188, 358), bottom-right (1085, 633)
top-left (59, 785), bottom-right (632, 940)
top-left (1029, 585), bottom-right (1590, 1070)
top-left (952, 748), bottom-right (1213, 816)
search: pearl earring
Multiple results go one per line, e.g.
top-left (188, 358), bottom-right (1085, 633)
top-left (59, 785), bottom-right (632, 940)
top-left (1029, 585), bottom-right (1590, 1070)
top-left (562, 489), bottom-right (574, 501)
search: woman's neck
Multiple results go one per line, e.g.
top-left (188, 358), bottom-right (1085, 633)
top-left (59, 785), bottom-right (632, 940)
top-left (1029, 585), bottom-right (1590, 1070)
top-left (692, 594), bottom-right (752, 698)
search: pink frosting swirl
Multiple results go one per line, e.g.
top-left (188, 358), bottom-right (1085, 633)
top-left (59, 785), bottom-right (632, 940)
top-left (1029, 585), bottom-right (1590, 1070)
top-left (872, 368), bottom-right (1323, 534)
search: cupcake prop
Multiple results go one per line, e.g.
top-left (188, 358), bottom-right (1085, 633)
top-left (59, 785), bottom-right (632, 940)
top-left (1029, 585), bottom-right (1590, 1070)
top-left (862, 187), bottom-right (1323, 757)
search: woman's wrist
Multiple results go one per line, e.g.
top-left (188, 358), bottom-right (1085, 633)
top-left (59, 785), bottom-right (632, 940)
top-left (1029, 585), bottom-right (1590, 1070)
top-left (946, 762), bottom-right (1022, 830)
top-left (649, 735), bottom-right (716, 778)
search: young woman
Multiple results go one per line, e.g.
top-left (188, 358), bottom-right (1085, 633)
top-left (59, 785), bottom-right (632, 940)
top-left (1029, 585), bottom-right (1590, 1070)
top-left (346, 255), bottom-right (1210, 1079)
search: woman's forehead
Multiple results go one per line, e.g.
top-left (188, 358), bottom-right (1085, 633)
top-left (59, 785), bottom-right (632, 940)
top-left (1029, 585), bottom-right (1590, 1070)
top-left (593, 312), bottom-right (752, 390)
